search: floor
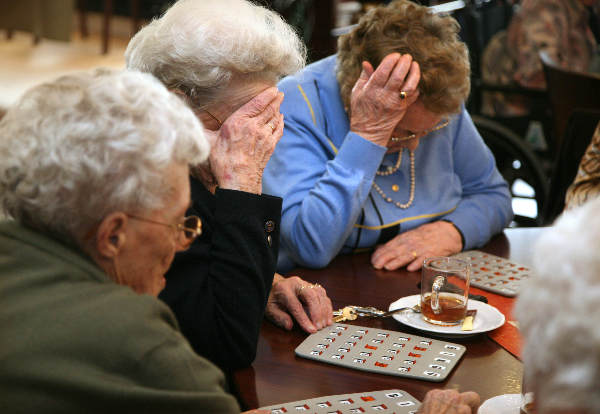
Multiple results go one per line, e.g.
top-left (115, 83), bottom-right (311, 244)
top-left (0, 14), bottom-right (130, 111)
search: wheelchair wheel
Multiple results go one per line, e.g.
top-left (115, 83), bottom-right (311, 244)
top-left (472, 115), bottom-right (549, 226)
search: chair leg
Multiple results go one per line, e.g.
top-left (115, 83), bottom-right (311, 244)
top-left (102, 0), bottom-right (113, 54)
top-left (131, 0), bottom-right (140, 36)
top-left (78, 0), bottom-right (89, 38)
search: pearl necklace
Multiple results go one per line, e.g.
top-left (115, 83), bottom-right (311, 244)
top-left (372, 149), bottom-right (416, 209)
top-left (376, 151), bottom-right (403, 176)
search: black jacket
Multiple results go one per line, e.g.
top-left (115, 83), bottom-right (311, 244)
top-left (159, 177), bottom-right (281, 372)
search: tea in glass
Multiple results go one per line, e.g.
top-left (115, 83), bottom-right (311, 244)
top-left (421, 257), bottom-right (471, 325)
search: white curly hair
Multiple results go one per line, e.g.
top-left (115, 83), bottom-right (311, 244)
top-left (0, 68), bottom-right (209, 245)
top-left (124, 0), bottom-right (306, 108)
top-left (515, 197), bottom-right (600, 414)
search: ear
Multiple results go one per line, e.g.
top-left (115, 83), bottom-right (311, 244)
top-left (95, 212), bottom-right (128, 259)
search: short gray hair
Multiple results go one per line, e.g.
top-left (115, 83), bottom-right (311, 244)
top-left (0, 69), bottom-right (209, 245)
top-left (125, 0), bottom-right (306, 108)
top-left (516, 198), bottom-right (600, 413)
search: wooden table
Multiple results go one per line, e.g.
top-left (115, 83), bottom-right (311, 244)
top-left (232, 228), bottom-right (543, 410)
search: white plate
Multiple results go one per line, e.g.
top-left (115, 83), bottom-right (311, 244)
top-left (478, 394), bottom-right (522, 414)
top-left (389, 294), bottom-right (505, 338)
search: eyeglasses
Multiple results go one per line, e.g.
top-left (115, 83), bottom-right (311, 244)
top-left (203, 109), bottom-right (223, 129)
top-left (126, 214), bottom-right (202, 248)
top-left (390, 119), bottom-right (449, 143)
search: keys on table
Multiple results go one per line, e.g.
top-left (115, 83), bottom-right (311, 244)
top-left (333, 306), bottom-right (358, 323)
top-left (332, 305), bottom-right (387, 322)
top-left (333, 304), bottom-right (423, 323)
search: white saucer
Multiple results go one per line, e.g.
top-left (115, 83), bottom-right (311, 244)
top-left (389, 294), bottom-right (505, 338)
top-left (478, 394), bottom-right (522, 414)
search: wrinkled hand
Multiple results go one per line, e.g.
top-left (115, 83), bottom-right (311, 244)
top-left (418, 389), bottom-right (480, 414)
top-left (371, 221), bottom-right (463, 272)
top-left (266, 274), bottom-right (333, 333)
top-left (350, 53), bottom-right (420, 147)
top-left (242, 410), bottom-right (269, 414)
top-left (208, 87), bottom-right (285, 194)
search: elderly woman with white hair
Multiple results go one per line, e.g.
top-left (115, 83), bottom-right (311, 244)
top-left (125, 0), bottom-right (333, 372)
top-left (514, 197), bottom-right (600, 414)
top-left (0, 69), bottom-right (246, 412)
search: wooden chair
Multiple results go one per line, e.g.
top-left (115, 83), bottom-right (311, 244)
top-left (540, 51), bottom-right (600, 159)
top-left (541, 109), bottom-right (600, 225)
top-left (77, 0), bottom-right (140, 54)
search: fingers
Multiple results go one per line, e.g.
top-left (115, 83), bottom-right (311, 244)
top-left (268, 276), bottom-right (333, 333)
top-left (254, 91), bottom-right (284, 126)
top-left (363, 60), bottom-right (375, 78)
top-left (237, 87), bottom-right (279, 117)
top-left (265, 112), bottom-right (283, 136)
top-left (367, 52), bottom-right (402, 87)
top-left (419, 389), bottom-right (479, 414)
top-left (265, 303), bottom-right (294, 331)
top-left (371, 242), bottom-right (411, 270)
top-left (298, 284), bottom-right (333, 330)
top-left (286, 292), bottom-right (318, 333)
top-left (458, 391), bottom-right (481, 412)
top-left (386, 54), bottom-right (414, 91)
top-left (406, 254), bottom-right (425, 272)
top-left (403, 61), bottom-right (421, 94)
top-left (371, 222), bottom-right (463, 272)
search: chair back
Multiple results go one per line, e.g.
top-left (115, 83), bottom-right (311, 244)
top-left (541, 109), bottom-right (600, 225)
top-left (540, 52), bottom-right (600, 157)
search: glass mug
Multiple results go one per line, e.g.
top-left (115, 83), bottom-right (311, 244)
top-left (520, 372), bottom-right (537, 414)
top-left (420, 257), bottom-right (471, 325)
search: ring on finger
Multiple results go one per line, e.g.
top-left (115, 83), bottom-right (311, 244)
top-left (267, 121), bottom-right (276, 132)
top-left (311, 283), bottom-right (321, 289)
top-left (411, 251), bottom-right (417, 258)
top-left (400, 90), bottom-right (407, 100)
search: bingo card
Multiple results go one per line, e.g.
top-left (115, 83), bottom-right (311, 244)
top-left (295, 323), bottom-right (465, 382)
top-left (260, 389), bottom-right (421, 414)
top-left (453, 250), bottom-right (533, 297)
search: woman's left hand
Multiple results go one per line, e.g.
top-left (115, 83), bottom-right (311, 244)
top-left (371, 221), bottom-right (463, 272)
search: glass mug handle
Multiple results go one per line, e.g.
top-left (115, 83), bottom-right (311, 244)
top-left (431, 274), bottom-right (446, 315)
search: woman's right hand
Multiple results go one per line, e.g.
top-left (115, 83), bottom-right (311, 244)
top-left (349, 53), bottom-right (421, 147)
top-left (208, 87), bottom-right (284, 194)
top-left (418, 389), bottom-right (480, 414)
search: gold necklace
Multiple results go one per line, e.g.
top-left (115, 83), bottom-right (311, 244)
top-left (376, 151), bottom-right (402, 176)
top-left (372, 149), bottom-right (415, 209)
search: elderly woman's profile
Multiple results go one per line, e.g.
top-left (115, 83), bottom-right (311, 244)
top-left (263, 0), bottom-right (513, 273)
top-left (125, 0), bottom-right (333, 372)
top-left (0, 69), bottom-right (242, 412)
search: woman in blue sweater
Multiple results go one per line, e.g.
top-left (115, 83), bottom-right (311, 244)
top-left (263, 0), bottom-right (513, 273)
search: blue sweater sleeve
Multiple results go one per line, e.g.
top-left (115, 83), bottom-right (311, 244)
top-left (263, 85), bottom-right (386, 269)
top-left (442, 110), bottom-right (514, 248)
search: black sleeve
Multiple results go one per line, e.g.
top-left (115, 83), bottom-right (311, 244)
top-left (159, 183), bottom-right (280, 372)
